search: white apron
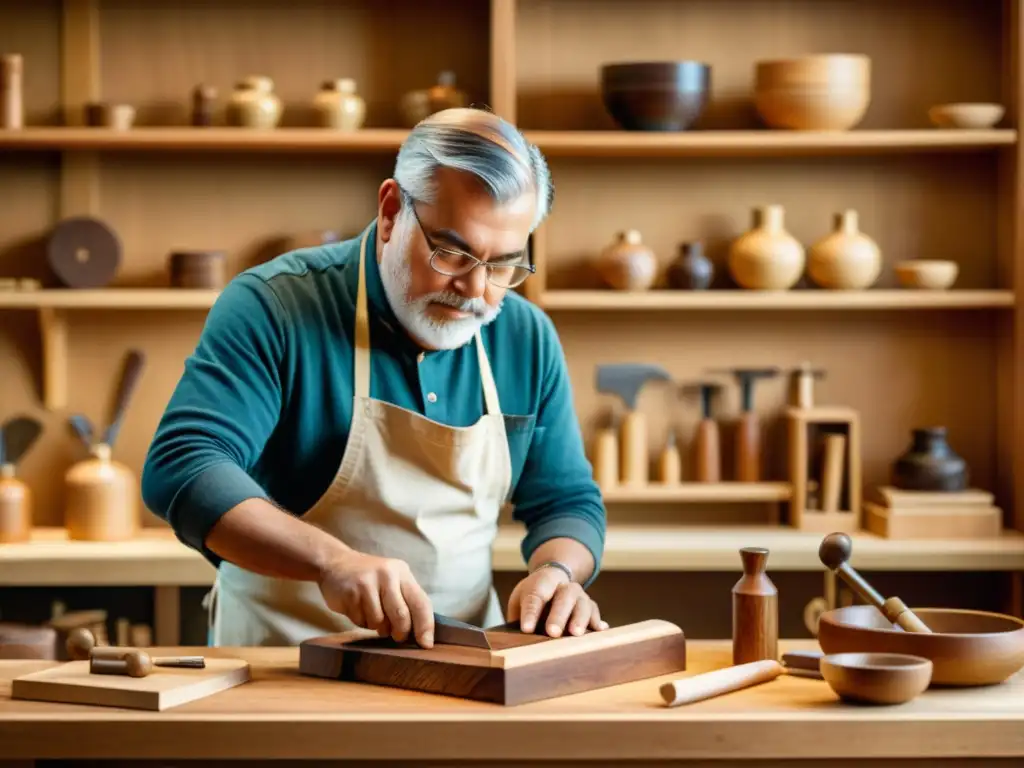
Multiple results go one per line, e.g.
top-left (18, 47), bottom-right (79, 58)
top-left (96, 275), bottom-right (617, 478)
top-left (205, 224), bottom-right (512, 646)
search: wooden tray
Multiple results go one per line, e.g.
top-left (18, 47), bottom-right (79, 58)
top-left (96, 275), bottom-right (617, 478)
top-left (11, 657), bottom-right (251, 711)
top-left (299, 618), bottom-right (686, 705)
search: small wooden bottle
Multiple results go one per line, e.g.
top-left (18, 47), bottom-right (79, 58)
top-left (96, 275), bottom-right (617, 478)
top-left (1, 53), bottom-right (23, 129)
top-left (0, 462), bottom-right (31, 543)
top-left (731, 547), bottom-right (778, 665)
top-left (658, 430), bottom-right (681, 484)
top-left (64, 443), bottom-right (137, 541)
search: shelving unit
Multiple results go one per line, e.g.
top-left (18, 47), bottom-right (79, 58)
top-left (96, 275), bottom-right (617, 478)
top-left (1, 0), bottom-right (1023, 640)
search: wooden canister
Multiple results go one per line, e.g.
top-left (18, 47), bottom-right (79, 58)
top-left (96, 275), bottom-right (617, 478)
top-left (0, 623), bottom-right (57, 659)
top-left (0, 462), bottom-right (31, 543)
top-left (64, 443), bottom-right (137, 542)
top-left (168, 250), bottom-right (226, 289)
top-left (1, 53), bottom-right (23, 129)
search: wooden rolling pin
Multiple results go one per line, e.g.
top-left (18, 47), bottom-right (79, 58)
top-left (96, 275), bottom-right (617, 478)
top-left (818, 532), bottom-right (932, 633)
top-left (660, 652), bottom-right (822, 707)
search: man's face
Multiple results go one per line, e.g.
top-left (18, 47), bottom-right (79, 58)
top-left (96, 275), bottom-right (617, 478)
top-left (377, 168), bottom-right (536, 351)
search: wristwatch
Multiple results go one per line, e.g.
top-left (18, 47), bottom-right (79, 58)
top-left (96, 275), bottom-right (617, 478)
top-left (532, 560), bottom-right (574, 583)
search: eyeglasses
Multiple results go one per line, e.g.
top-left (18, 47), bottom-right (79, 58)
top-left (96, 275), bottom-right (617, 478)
top-left (399, 188), bottom-right (536, 289)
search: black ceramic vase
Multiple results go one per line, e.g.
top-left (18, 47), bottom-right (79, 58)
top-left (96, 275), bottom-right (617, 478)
top-left (666, 241), bottom-right (714, 290)
top-left (891, 427), bottom-right (968, 491)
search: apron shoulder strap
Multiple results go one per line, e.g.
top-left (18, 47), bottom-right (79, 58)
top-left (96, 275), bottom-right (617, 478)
top-left (354, 227), bottom-right (372, 399)
top-left (474, 331), bottom-right (501, 416)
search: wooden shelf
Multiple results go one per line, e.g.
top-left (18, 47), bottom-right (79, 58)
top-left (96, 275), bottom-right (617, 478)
top-left (0, 128), bottom-right (1014, 157)
top-left (0, 127), bottom-right (409, 152)
top-left (528, 129), bottom-right (1018, 158)
top-left (0, 288), bottom-right (220, 309)
top-left (538, 290), bottom-right (1016, 311)
top-left (0, 290), bottom-right (219, 411)
top-left (601, 482), bottom-right (791, 503)
top-left (2, 526), bottom-right (1022, 585)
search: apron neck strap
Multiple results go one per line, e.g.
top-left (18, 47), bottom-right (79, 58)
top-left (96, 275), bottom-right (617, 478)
top-left (356, 221), bottom-right (502, 416)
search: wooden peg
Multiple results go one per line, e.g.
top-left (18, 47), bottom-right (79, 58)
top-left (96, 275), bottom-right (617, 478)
top-left (818, 532), bottom-right (932, 632)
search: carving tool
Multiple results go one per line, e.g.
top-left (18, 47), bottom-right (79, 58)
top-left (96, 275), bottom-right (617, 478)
top-left (708, 367), bottom-right (780, 482)
top-left (818, 532), bottom-right (932, 633)
top-left (596, 363), bottom-right (673, 485)
top-left (433, 613), bottom-right (492, 649)
top-left (682, 380), bottom-right (723, 482)
top-left (89, 647), bottom-right (206, 678)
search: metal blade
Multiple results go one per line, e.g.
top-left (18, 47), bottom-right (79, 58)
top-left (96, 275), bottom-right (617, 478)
top-left (433, 612), bottom-right (492, 650)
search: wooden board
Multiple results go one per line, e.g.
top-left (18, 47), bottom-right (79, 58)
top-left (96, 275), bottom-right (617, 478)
top-left (10, 657), bottom-right (251, 711)
top-left (864, 501), bottom-right (1004, 540)
top-left (869, 487), bottom-right (996, 508)
top-left (299, 618), bottom-right (686, 706)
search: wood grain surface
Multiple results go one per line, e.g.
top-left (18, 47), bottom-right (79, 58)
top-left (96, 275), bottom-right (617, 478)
top-left (299, 619), bottom-right (687, 705)
top-left (1, 640), bottom-right (1023, 763)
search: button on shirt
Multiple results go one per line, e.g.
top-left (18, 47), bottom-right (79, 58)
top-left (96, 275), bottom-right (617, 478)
top-left (141, 220), bottom-right (607, 583)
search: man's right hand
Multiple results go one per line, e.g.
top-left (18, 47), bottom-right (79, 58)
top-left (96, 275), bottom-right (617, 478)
top-left (316, 551), bottom-right (435, 647)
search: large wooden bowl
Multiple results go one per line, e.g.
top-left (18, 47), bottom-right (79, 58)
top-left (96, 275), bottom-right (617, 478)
top-left (817, 606), bottom-right (1024, 686)
top-left (600, 61), bottom-right (710, 131)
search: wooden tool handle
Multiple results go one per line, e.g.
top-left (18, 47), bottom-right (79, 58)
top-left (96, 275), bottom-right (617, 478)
top-left (734, 412), bottom-right (760, 482)
top-left (90, 650), bottom-right (153, 677)
top-left (882, 596), bottom-right (933, 633)
top-left (659, 659), bottom-right (783, 707)
top-left (693, 419), bottom-right (720, 482)
top-left (820, 434), bottom-right (846, 512)
top-left (619, 410), bottom-right (647, 485)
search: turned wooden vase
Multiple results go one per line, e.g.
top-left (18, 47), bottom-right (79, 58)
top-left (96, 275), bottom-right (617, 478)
top-left (808, 209), bottom-right (881, 290)
top-left (595, 230), bottom-right (658, 290)
top-left (64, 443), bottom-right (138, 542)
top-left (226, 76), bottom-right (282, 128)
top-left (732, 547), bottom-right (778, 665)
top-left (0, 462), bottom-right (30, 544)
top-left (313, 78), bottom-right (365, 130)
top-left (728, 205), bottom-right (805, 290)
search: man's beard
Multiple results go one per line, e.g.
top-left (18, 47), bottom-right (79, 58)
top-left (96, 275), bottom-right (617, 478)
top-left (378, 214), bottom-right (503, 350)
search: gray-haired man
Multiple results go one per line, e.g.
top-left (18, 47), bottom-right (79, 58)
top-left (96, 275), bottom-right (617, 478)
top-left (142, 107), bottom-right (608, 648)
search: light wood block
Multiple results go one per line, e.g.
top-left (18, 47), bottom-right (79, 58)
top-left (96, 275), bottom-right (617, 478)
top-left (864, 501), bottom-right (1004, 540)
top-left (870, 486), bottom-right (996, 508)
top-left (787, 407), bottom-right (862, 533)
top-left (10, 657), bottom-right (250, 711)
top-left (299, 618), bottom-right (686, 706)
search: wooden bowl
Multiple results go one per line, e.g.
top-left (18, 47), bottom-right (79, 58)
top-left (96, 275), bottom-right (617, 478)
top-left (820, 652), bottom-right (932, 705)
top-left (755, 54), bottom-right (871, 90)
top-left (818, 606), bottom-right (1024, 686)
top-left (928, 103), bottom-right (1004, 129)
top-left (600, 61), bottom-right (710, 131)
top-left (894, 259), bottom-right (958, 289)
top-left (754, 86), bottom-right (869, 130)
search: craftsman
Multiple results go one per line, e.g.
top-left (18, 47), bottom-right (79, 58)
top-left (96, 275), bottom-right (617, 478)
top-left (141, 107), bottom-right (608, 649)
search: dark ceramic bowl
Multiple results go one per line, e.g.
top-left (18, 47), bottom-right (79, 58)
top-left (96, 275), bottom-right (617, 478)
top-left (600, 61), bottom-right (710, 131)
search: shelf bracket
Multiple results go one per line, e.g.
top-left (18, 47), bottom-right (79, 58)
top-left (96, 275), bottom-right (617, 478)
top-left (39, 307), bottom-right (68, 411)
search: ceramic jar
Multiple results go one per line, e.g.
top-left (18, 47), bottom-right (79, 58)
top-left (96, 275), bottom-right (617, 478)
top-left (728, 205), bottom-right (805, 290)
top-left (400, 71), bottom-right (468, 127)
top-left (313, 78), bottom-right (365, 130)
top-left (807, 209), bottom-right (881, 290)
top-left (666, 241), bottom-right (714, 290)
top-left (226, 76), bottom-right (282, 128)
top-left (891, 427), bottom-right (968, 492)
top-left (595, 230), bottom-right (658, 291)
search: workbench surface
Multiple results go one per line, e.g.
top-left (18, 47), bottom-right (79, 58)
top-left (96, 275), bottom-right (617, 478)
top-left (1, 639), bottom-right (1022, 764)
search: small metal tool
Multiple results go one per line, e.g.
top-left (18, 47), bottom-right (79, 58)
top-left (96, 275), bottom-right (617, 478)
top-left (432, 612), bottom-right (492, 650)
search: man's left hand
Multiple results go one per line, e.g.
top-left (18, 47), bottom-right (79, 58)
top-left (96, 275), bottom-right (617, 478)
top-left (506, 566), bottom-right (609, 637)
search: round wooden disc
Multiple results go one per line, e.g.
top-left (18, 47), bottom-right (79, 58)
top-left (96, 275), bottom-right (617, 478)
top-left (47, 216), bottom-right (122, 288)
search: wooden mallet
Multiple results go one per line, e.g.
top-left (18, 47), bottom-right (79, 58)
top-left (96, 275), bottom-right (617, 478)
top-left (818, 532), bottom-right (932, 633)
top-left (66, 627), bottom-right (206, 677)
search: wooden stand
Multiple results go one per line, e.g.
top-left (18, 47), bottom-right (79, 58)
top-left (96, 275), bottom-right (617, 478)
top-left (786, 406), bottom-right (861, 532)
top-left (864, 486), bottom-right (1003, 539)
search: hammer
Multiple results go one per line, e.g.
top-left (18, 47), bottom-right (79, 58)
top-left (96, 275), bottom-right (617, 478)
top-left (818, 532), bottom-right (932, 633)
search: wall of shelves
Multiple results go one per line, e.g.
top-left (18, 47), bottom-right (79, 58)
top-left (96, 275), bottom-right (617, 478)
top-left (1, 0), bottom-right (1022, 642)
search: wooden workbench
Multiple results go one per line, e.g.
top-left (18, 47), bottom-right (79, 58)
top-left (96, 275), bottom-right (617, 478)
top-left (0, 639), bottom-right (1021, 766)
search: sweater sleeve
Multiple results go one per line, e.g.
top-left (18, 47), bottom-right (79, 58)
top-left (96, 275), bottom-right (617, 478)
top-left (141, 273), bottom-right (286, 564)
top-left (510, 310), bottom-right (607, 587)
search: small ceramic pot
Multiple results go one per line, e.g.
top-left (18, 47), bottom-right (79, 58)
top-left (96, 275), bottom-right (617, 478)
top-left (807, 209), bottom-right (882, 290)
top-left (666, 241), bottom-right (713, 290)
top-left (595, 230), bottom-right (658, 290)
top-left (891, 427), bottom-right (968, 492)
top-left (400, 71), bottom-right (467, 127)
top-left (226, 76), bottom-right (282, 128)
top-left (313, 78), bottom-right (366, 130)
top-left (728, 205), bottom-right (805, 290)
